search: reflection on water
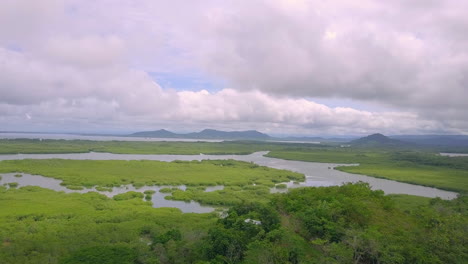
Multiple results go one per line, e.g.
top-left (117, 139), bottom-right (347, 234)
top-left (0, 151), bottom-right (458, 207)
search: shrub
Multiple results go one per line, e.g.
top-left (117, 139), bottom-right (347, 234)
top-left (275, 184), bottom-right (287, 189)
top-left (113, 191), bottom-right (144, 201)
top-left (7, 182), bottom-right (18, 188)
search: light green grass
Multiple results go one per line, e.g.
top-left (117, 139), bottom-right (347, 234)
top-left (0, 139), bottom-right (313, 155)
top-left (387, 194), bottom-right (432, 212)
top-left (0, 186), bottom-right (216, 264)
top-left (268, 149), bottom-right (468, 192)
top-left (0, 159), bottom-right (304, 189)
top-left (338, 163), bottom-right (468, 192)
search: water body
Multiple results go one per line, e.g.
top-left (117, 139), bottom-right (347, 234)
top-left (440, 152), bottom-right (468, 157)
top-left (0, 132), bottom-right (222, 142)
top-left (0, 173), bottom-right (220, 213)
top-left (0, 152), bottom-right (457, 201)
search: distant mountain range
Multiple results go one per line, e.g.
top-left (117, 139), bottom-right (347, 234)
top-left (129, 129), bottom-right (271, 140)
top-left (128, 129), bottom-right (353, 142)
top-left (351, 133), bottom-right (407, 147)
top-left (390, 135), bottom-right (468, 147)
top-left (128, 129), bottom-right (468, 147)
top-left (350, 133), bottom-right (468, 149)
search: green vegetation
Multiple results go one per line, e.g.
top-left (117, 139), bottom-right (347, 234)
top-left (3, 138), bottom-right (466, 193)
top-left (267, 148), bottom-right (468, 192)
top-left (66, 186), bottom-right (84, 191)
top-left (7, 182), bottom-right (18, 188)
top-left (95, 186), bottom-right (113, 192)
top-left (61, 245), bottom-right (138, 264)
top-left (387, 194), bottom-right (432, 212)
top-left (14, 173), bottom-right (22, 177)
top-left (144, 190), bottom-right (156, 201)
top-left (1, 183), bottom-right (466, 263)
top-left (275, 183), bottom-right (287, 189)
top-left (159, 187), bottom-right (173, 193)
top-left (0, 139), bottom-right (294, 155)
top-left (1, 138), bottom-right (467, 263)
top-left (166, 185), bottom-right (272, 206)
top-left (0, 186), bottom-right (215, 264)
top-left (113, 191), bottom-right (145, 201)
top-left (0, 159), bottom-right (303, 191)
top-left (268, 183), bottom-right (467, 264)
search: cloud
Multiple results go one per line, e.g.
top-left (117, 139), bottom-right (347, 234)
top-left (194, 1), bottom-right (468, 115)
top-left (0, 0), bottom-right (467, 134)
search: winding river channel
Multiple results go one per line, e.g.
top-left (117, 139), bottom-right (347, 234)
top-left (0, 151), bottom-right (458, 213)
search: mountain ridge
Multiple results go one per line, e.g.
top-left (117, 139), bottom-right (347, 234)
top-left (351, 133), bottom-right (407, 147)
top-left (128, 129), bottom-right (271, 140)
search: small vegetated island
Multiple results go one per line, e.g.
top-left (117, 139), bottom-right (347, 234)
top-left (0, 135), bottom-right (467, 263)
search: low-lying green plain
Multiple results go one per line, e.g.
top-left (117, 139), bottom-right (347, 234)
top-left (266, 149), bottom-right (468, 192)
top-left (2, 139), bottom-right (467, 192)
top-left (1, 138), bottom-right (467, 263)
top-left (0, 139), bottom-right (289, 155)
top-left (0, 159), bottom-right (303, 188)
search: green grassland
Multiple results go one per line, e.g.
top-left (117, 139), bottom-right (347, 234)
top-left (266, 149), bottom-right (468, 192)
top-left (0, 159), bottom-right (303, 189)
top-left (1, 183), bottom-right (466, 263)
top-left (338, 162), bottom-right (468, 192)
top-left (2, 138), bottom-right (467, 193)
top-left (0, 139), bottom-right (304, 155)
top-left (1, 140), bottom-right (466, 263)
top-left (386, 194), bottom-right (432, 212)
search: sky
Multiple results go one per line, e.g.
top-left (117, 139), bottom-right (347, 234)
top-left (1, 0), bottom-right (467, 136)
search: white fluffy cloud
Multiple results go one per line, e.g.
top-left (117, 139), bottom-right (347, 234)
top-left (0, 0), bottom-right (467, 135)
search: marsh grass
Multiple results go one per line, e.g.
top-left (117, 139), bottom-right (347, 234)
top-left (7, 182), bottom-right (18, 188)
top-left (95, 186), bottom-right (113, 192)
top-left (268, 148), bottom-right (468, 192)
top-left (0, 159), bottom-right (304, 190)
top-left (275, 183), bottom-right (287, 189)
top-left (0, 138), bottom-right (305, 155)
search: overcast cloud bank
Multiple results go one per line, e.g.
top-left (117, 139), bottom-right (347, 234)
top-left (1, 0), bottom-right (467, 135)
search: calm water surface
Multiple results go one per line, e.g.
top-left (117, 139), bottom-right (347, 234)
top-left (0, 151), bottom-right (457, 202)
top-left (440, 152), bottom-right (468, 157)
top-left (0, 172), bottom-right (220, 213)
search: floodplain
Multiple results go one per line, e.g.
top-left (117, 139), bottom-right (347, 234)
top-left (0, 138), bottom-right (466, 263)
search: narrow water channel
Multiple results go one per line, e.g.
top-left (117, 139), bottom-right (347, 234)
top-left (0, 151), bottom-right (458, 213)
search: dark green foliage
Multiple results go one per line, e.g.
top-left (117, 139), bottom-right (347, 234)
top-left (60, 245), bottom-right (138, 264)
top-left (275, 183), bottom-right (287, 189)
top-left (273, 183), bottom-right (468, 264)
top-left (203, 202), bottom-right (284, 262)
top-left (7, 182), bottom-right (18, 188)
top-left (152, 229), bottom-right (182, 244)
top-left (0, 186), bottom-right (216, 264)
top-left (0, 177), bottom-right (466, 263)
